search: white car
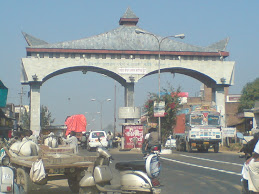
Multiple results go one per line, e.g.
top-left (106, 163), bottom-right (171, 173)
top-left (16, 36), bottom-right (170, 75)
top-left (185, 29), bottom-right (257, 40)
top-left (87, 131), bottom-right (108, 151)
top-left (165, 136), bottom-right (176, 148)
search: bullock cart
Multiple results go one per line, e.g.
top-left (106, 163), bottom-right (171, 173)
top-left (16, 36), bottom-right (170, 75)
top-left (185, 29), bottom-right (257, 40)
top-left (3, 145), bottom-right (97, 193)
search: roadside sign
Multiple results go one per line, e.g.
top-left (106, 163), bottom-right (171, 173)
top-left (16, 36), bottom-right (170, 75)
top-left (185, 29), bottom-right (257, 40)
top-left (222, 128), bottom-right (236, 138)
top-left (154, 101), bottom-right (165, 117)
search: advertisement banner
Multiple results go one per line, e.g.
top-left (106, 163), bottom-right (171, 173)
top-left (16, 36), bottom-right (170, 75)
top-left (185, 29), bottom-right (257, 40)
top-left (154, 101), bottom-right (165, 117)
top-left (123, 125), bottom-right (143, 149)
top-left (222, 128), bottom-right (236, 138)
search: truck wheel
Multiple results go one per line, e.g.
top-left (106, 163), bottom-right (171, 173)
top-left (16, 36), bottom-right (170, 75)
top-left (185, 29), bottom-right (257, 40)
top-left (214, 144), bottom-right (219, 153)
top-left (186, 142), bottom-right (192, 153)
top-left (79, 186), bottom-right (99, 194)
top-left (16, 168), bottom-right (33, 193)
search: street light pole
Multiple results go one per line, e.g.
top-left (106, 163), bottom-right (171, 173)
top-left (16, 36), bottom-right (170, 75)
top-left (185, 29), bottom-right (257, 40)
top-left (135, 29), bottom-right (185, 141)
top-left (91, 98), bottom-right (111, 130)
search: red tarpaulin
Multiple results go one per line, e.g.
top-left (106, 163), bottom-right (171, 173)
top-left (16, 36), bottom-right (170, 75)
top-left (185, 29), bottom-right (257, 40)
top-left (65, 114), bottom-right (87, 136)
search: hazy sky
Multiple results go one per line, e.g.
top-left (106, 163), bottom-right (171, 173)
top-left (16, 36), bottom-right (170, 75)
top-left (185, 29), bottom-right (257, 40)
top-left (1, 1), bottom-right (258, 131)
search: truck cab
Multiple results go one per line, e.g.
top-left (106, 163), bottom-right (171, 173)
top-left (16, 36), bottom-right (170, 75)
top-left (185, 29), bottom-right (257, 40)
top-left (185, 108), bottom-right (221, 152)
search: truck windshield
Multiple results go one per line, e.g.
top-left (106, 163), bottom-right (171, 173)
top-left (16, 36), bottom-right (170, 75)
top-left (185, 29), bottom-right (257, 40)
top-left (208, 115), bottom-right (220, 125)
top-left (190, 115), bottom-right (203, 125)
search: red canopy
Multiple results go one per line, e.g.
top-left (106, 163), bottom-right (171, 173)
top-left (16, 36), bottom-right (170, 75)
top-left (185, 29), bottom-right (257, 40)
top-left (65, 114), bottom-right (87, 136)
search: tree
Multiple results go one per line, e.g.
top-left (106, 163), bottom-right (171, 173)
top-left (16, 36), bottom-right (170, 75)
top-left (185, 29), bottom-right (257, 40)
top-left (143, 85), bottom-right (181, 143)
top-left (21, 105), bottom-right (55, 130)
top-left (238, 77), bottom-right (259, 112)
top-left (21, 109), bottom-right (30, 130)
top-left (40, 105), bottom-right (55, 128)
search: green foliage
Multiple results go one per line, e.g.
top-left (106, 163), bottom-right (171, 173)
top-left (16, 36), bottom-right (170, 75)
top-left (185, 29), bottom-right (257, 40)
top-left (21, 109), bottom-right (30, 130)
top-left (40, 105), bottom-right (55, 128)
top-left (143, 85), bottom-right (181, 143)
top-left (238, 77), bottom-right (259, 112)
top-left (21, 105), bottom-right (55, 129)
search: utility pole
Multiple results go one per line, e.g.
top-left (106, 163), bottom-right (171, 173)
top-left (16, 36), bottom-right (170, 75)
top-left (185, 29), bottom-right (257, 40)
top-left (18, 86), bottom-right (25, 130)
top-left (114, 81), bottom-right (117, 139)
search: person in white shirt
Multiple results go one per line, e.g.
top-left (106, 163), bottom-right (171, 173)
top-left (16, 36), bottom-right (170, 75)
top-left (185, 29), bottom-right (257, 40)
top-left (63, 131), bottom-right (78, 154)
top-left (142, 129), bottom-right (151, 155)
top-left (241, 140), bottom-right (259, 193)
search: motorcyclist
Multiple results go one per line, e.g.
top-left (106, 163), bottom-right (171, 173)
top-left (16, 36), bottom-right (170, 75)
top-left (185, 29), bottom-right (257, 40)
top-left (241, 139), bottom-right (259, 193)
top-left (146, 128), bottom-right (161, 153)
top-left (240, 133), bottom-right (259, 159)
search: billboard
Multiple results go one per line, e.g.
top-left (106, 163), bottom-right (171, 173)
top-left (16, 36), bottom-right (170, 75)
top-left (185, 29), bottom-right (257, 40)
top-left (123, 125), bottom-right (143, 149)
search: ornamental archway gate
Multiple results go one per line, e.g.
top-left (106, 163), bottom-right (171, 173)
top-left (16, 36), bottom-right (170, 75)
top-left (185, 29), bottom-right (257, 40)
top-left (21, 8), bottom-right (235, 135)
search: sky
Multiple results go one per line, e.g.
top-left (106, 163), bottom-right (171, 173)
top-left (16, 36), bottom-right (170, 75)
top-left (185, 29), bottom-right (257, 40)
top-left (1, 1), bottom-right (258, 131)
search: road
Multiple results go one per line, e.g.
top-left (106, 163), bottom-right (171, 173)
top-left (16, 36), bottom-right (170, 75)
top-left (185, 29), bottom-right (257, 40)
top-left (31, 148), bottom-right (245, 193)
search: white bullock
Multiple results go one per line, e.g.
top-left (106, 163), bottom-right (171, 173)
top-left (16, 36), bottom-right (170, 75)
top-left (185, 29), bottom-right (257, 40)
top-left (44, 133), bottom-right (58, 148)
top-left (9, 139), bottom-right (39, 157)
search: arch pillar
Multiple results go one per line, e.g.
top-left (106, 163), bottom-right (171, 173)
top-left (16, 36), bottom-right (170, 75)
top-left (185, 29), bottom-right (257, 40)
top-left (29, 82), bottom-right (41, 135)
top-left (212, 85), bottom-right (227, 128)
top-left (124, 82), bottom-right (135, 123)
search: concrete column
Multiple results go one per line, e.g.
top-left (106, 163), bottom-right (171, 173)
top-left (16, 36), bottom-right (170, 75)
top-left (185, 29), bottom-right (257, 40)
top-left (124, 82), bottom-right (134, 123)
top-left (212, 85), bottom-right (226, 127)
top-left (30, 82), bottom-right (41, 135)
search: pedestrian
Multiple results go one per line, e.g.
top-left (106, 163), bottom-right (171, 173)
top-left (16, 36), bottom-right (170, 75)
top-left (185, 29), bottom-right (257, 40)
top-left (107, 131), bottom-right (113, 148)
top-left (241, 140), bottom-right (259, 192)
top-left (63, 131), bottom-right (78, 153)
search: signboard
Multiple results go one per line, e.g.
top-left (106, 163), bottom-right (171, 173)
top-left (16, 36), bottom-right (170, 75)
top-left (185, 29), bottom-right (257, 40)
top-left (118, 68), bottom-right (147, 75)
top-left (154, 101), bottom-right (165, 117)
top-left (226, 95), bottom-right (241, 102)
top-left (222, 127), bottom-right (236, 138)
top-left (123, 125), bottom-right (143, 149)
top-left (0, 80), bottom-right (8, 108)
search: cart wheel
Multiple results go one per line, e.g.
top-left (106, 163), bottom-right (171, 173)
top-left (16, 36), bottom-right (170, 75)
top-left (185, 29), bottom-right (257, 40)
top-left (16, 168), bottom-right (33, 193)
top-left (79, 186), bottom-right (99, 194)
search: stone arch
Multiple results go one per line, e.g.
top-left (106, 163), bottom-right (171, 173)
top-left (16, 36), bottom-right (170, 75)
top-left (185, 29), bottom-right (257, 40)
top-left (42, 66), bottom-right (126, 86)
top-left (142, 67), bottom-right (217, 87)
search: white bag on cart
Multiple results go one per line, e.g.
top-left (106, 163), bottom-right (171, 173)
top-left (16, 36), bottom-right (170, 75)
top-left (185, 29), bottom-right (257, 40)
top-left (30, 159), bottom-right (46, 183)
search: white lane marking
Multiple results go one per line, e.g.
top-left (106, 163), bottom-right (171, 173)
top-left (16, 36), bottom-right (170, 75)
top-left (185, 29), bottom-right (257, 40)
top-left (179, 154), bottom-right (243, 167)
top-left (160, 157), bottom-right (241, 176)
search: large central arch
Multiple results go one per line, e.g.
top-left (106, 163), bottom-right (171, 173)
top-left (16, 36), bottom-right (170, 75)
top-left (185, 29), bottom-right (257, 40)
top-left (21, 8), bottom-right (235, 135)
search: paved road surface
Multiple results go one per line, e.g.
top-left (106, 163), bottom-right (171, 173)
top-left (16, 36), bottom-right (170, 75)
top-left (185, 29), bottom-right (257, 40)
top-left (29, 148), bottom-right (244, 193)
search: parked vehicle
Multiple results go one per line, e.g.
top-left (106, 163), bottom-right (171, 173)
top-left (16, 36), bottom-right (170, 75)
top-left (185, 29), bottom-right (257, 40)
top-left (79, 147), bottom-right (161, 194)
top-left (175, 105), bottom-right (221, 153)
top-left (165, 136), bottom-right (176, 149)
top-left (87, 131), bottom-right (108, 151)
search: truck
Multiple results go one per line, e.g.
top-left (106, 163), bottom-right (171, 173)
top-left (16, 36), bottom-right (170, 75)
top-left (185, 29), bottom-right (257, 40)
top-left (175, 105), bottom-right (222, 153)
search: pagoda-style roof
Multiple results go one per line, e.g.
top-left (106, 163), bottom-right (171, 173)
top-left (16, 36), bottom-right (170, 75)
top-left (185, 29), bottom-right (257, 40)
top-left (23, 8), bottom-right (229, 54)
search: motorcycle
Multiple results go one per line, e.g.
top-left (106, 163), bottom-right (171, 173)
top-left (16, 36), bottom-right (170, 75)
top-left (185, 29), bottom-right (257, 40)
top-left (0, 148), bottom-right (25, 194)
top-left (79, 147), bottom-right (161, 194)
top-left (144, 145), bottom-right (161, 158)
